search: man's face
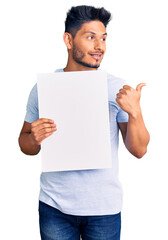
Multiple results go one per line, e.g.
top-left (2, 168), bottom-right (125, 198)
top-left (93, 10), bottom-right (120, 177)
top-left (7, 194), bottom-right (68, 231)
top-left (71, 21), bottom-right (107, 69)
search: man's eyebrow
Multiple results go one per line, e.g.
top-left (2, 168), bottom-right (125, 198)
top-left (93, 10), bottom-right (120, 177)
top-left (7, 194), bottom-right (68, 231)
top-left (83, 31), bottom-right (107, 36)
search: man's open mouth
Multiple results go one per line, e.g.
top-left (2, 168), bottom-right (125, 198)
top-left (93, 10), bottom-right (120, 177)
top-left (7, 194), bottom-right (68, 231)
top-left (90, 53), bottom-right (102, 60)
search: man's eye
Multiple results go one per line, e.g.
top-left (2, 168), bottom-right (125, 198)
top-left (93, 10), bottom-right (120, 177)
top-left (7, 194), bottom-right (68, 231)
top-left (88, 36), bottom-right (93, 40)
top-left (101, 38), bottom-right (106, 41)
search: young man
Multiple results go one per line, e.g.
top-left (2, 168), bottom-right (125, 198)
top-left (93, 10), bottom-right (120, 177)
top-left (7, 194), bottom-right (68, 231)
top-left (19, 5), bottom-right (150, 240)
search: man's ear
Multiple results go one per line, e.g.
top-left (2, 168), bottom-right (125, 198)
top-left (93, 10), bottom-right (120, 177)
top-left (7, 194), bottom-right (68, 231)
top-left (63, 32), bottom-right (73, 50)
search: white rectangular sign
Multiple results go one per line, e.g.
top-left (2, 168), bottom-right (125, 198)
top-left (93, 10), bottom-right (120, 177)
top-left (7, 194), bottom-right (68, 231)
top-left (37, 70), bottom-right (112, 172)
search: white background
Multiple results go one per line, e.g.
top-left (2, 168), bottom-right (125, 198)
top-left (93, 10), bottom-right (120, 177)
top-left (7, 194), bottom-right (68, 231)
top-left (0, 0), bottom-right (168, 239)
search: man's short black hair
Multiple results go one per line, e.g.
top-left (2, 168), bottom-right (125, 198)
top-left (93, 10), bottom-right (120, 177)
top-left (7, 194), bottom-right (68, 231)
top-left (65, 5), bottom-right (112, 38)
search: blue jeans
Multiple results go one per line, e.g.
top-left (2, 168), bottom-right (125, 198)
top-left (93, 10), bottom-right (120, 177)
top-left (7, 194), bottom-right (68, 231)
top-left (39, 201), bottom-right (121, 240)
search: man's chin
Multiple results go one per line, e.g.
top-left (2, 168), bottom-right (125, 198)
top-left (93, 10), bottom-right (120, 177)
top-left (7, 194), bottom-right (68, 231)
top-left (76, 60), bottom-right (100, 69)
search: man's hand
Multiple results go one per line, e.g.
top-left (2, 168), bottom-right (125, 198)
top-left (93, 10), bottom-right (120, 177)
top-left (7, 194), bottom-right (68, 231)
top-left (116, 83), bottom-right (150, 158)
top-left (116, 83), bottom-right (146, 117)
top-left (31, 118), bottom-right (57, 145)
top-left (19, 118), bottom-right (57, 155)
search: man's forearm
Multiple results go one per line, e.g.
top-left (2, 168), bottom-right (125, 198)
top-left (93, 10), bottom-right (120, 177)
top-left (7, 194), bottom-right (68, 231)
top-left (125, 111), bottom-right (150, 158)
top-left (19, 133), bottom-right (41, 155)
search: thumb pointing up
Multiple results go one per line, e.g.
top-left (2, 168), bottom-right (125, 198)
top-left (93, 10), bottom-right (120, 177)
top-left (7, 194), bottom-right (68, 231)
top-left (136, 83), bottom-right (146, 93)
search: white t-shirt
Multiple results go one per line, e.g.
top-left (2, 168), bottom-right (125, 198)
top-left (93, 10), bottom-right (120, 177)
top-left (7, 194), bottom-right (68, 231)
top-left (24, 69), bottom-right (128, 216)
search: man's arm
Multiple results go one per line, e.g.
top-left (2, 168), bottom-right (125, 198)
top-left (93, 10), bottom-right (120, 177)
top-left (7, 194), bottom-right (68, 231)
top-left (116, 83), bottom-right (150, 158)
top-left (18, 118), bottom-right (57, 155)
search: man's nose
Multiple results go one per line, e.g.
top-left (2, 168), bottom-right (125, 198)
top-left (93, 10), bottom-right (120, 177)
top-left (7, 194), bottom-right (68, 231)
top-left (94, 39), bottom-right (103, 51)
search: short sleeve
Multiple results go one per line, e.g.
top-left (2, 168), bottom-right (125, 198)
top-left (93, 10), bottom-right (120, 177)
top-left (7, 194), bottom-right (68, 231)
top-left (24, 84), bottom-right (39, 123)
top-left (117, 108), bottom-right (128, 123)
top-left (107, 73), bottom-right (129, 123)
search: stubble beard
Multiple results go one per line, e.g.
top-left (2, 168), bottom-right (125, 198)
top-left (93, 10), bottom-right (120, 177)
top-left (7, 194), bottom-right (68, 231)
top-left (72, 44), bottom-right (100, 69)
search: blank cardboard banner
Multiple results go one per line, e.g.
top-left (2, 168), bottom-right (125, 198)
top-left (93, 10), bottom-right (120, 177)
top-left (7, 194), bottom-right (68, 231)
top-left (37, 70), bottom-right (112, 172)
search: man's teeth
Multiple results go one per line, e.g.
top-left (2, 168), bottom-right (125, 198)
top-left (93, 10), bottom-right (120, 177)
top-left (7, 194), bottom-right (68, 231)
top-left (91, 54), bottom-right (101, 58)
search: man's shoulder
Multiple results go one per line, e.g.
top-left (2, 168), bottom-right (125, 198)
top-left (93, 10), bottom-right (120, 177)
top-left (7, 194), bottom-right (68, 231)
top-left (28, 83), bottom-right (38, 104)
top-left (107, 72), bottom-right (126, 86)
top-left (55, 68), bottom-right (64, 72)
top-left (107, 72), bottom-right (127, 97)
top-left (30, 83), bottom-right (38, 96)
